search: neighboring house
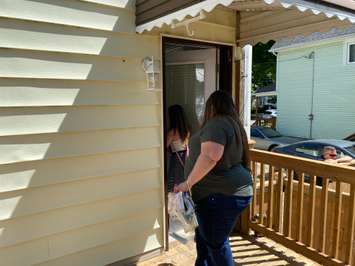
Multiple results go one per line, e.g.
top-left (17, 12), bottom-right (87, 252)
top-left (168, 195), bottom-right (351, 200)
top-left (252, 83), bottom-right (277, 109)
top-left (272, 27), bottom-right (355, 139)
top-left (0, 1), bottom-right (355, 266)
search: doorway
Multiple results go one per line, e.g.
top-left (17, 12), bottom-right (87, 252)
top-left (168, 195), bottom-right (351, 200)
top-left (162, 37), bottom-right (234, 247)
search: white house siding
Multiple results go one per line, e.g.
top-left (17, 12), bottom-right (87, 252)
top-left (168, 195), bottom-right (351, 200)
top-left (276, 48), bottom-right (314, 138)
top-left (0, 1), bottom-right (163, 266)
top-left (276, 42), bottom-right (355, 139)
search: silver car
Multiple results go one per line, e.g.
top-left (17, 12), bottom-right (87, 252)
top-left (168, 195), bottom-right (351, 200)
top-left (251, 126), bottom-right (305, 151)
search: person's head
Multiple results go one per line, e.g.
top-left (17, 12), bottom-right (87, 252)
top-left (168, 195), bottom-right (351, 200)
top-left (322, 146), bottom-right (338, 160)
top-left (203, 90), bottom-right (251, 169)
top-left (203, 90), bottom-right (238, 124)
top-left (168, 104), bottom-right (189, 142)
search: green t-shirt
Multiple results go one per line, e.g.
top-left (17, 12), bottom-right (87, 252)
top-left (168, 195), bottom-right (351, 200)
top-left (184, 116), bottom-right (253, 202)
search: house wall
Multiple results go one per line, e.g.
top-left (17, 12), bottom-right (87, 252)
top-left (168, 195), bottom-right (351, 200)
top-left (0, 1), bottom-right (164, 266)
top-left (276, 41), bottom-right (355, 139)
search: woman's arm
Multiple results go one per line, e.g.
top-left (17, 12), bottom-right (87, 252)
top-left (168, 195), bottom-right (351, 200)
top-left (174, 141), bottom-right (224, 192)
top-left (336, 156), bottom-right (352, 163)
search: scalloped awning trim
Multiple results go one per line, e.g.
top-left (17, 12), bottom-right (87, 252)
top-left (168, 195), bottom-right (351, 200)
top-left (136, 0), bottom-right (355, 34)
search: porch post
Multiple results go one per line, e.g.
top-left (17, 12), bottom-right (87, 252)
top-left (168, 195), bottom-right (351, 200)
top-left (234, 11), bottom-right (241, 110)
top-left (241, 45), bottom-right (252, 139)
top-left (235, 11), bottom-right (253, 235)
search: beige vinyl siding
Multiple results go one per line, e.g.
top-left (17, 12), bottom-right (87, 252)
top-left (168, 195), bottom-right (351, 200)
top-left (0, 79), bottom-right (159, 107)
top-left (0, 18), bottom-right (159, 57)
top-left (0, 1), bottom-right (163, 266)
top-left (0, 0), bottom-right (135, 32)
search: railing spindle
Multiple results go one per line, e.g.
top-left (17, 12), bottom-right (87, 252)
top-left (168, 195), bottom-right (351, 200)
top-left (276, 168), bottom-right (284, 233)
top-left (259, 163), bottom-right (265, 225)
top-left (296, 173), bottom-right (305, 242)
top-left (332, 181), bottom-right (342, 259)
top-left (251, 161), bottom-right (257, 221)
top-left (285, 169), bottom-right (294, 238)
top-left (307, 175), bottom-right (317, 248)
top-left (346, 184), bottom-right (355, 265)
top-left (320, 177), bottom-right (329, 253)
top-left (268, 166), bottom-right (275, 228)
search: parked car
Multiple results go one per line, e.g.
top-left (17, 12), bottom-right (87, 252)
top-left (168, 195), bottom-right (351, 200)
top-left (261, 109), bottom-right (277, 119)
top-left (273, 139), bottom-right (355, 161)
top-left (274, 140), bottom-right (355, 186)
top-left (251, 126), bottom-right (304, 151)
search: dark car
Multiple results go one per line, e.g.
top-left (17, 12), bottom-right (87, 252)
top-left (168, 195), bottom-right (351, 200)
top-left (251, 126), bottom-right (305, 151)
top-left (274, 140), bottom-right (355, 186)
top-left (273, 139), bottom-right (355, 161)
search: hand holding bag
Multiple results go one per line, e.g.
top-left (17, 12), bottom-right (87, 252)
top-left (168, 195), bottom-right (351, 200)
top-left (168, 191), bottom-right (198, 233)
top-left (177, 151), bottom-right (198, 230)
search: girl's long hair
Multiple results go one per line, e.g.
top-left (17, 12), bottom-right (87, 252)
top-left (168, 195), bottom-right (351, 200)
top-left (168, 104), bottom-right (190, 142)
top-left (203, 90), bottom-right (250, 169)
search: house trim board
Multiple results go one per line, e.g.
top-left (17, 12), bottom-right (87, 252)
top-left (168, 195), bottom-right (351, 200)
top-left (271, 33), bottom-right (355, 54)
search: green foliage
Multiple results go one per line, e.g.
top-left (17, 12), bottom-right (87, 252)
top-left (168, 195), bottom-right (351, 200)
top-left (252, 41), bottom-right (276, 91)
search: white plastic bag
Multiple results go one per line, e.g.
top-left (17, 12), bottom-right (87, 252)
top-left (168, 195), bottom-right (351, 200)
top-left (168, 192), bottom-right (198, 233)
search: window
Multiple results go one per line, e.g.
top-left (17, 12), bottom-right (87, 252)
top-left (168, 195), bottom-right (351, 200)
top-left (347, 43), bottom-right (355, 63)
top-left (251, 128), bottom-right (264, 138)
top-left (293, 143), bottom-right (321, 158)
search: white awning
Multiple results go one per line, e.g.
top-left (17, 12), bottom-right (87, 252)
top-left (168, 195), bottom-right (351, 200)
top-left (136, 0), bottom-right (235, 33)
top-left (136, 0), bottom-right (355, 34)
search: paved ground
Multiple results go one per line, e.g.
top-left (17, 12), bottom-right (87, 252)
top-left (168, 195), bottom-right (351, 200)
top-left (137, 235), bottom-right (319, 266)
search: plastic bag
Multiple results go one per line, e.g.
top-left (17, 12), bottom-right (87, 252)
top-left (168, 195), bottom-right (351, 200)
top-left (168, 192), bottom-right (198, 234)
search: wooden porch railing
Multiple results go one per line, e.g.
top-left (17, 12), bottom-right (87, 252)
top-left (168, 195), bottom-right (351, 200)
top-left (245, 149), bottom-right (355, 266)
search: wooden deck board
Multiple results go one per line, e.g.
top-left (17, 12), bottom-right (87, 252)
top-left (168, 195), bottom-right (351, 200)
top-left (137, 235), bottom-right (319, 266)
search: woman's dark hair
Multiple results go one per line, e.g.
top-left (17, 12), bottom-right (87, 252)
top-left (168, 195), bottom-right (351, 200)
top-left (168, 104), bottom-right (190, 142)
top-left (203, 90), bottom-right (250, 169)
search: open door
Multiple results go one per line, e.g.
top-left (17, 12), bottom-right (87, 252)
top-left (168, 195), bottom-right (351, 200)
top-left (162, 37), bottom-right (234, 246)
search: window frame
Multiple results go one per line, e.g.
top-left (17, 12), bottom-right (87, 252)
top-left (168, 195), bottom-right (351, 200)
top-left (346, 42), bottom-right (355, 65)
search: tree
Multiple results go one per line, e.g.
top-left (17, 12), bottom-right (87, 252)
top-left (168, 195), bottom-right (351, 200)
top-left (252, 40), bottom-right (276, 91)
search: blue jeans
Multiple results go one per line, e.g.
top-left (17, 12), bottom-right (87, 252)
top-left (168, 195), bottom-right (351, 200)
top-left (194, 194), bottom-right (252, 266)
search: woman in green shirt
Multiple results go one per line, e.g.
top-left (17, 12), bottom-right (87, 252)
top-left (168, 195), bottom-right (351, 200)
top-left (175, 90), bottom-right (253, 266)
